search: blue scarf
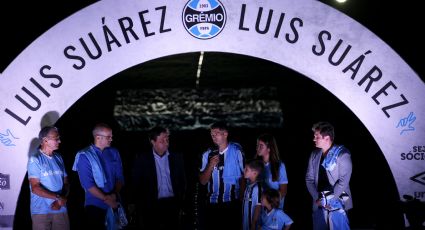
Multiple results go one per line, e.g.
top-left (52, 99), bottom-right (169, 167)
top-left (72, 145), bottom-right (107, 188)
top-left (321, 145), bottom-right (344, 171)
top-left (106, 203), bottom-right (127, 230)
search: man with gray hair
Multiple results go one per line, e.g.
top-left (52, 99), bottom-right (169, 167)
top-left (27, 126), bottom-right (69, 230)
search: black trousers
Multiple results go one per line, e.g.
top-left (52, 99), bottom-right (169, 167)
top-left (140, 197), bottom-right (180, 230)
top-left (84, 205), bottom-right (107, 230)
top-left (204, 201), bottom-right (241, 230)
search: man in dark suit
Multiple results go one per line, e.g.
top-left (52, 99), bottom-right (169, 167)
top-left (132, 126), bottom-right (186, 229)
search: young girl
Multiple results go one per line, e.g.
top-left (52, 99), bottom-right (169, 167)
top-left (259, 189), bottom-right (293, 230)
top-left (256, 134), bottom-right (288, 209)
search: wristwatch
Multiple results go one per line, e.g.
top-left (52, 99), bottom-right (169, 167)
top-left (55, 194), bottom-right (61, 200)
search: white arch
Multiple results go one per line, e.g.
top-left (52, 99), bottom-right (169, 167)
top-left (0, 0), bottom-right (424, 227)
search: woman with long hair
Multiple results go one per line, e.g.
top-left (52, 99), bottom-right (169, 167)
top-left (256, 133), bottom-right (288, 209)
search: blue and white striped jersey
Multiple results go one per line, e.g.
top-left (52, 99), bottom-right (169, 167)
top-left (242, 182), bottom-right (262, 230)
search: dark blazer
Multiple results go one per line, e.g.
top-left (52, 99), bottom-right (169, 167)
top-left (132, 150), bottom-right (186, 209)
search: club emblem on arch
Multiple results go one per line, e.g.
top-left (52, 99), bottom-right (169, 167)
top-left (182, 0), bottom-right (227, 39)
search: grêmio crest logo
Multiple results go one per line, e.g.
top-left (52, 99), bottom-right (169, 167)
top-left (0, 173), bottom-right (10, 190)
top-left (182, 0), bottom-right (226, 39)
top-left (411, 171), bottom-right (425, 186)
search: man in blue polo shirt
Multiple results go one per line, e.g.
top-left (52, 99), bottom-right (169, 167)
top-left (73, 123), bottom-right (124, 229)
top-left (199, 121), bottom-right (245, 230)
top-left (27, 126), bottom-right (69, 230)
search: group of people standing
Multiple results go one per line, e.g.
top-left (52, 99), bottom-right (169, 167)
top-left (27, 121), bottom-right (353, 230)
top-left (28, 123), bottom-right (125, 230)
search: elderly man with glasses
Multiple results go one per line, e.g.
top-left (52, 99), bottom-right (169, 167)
top-left (27, 126), bottom-right (70, 230)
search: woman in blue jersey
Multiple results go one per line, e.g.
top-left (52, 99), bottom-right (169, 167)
top-left (256, 134), bottom-right (288, 209)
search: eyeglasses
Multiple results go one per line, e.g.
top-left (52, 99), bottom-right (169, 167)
top-left (46, 136), bottom-right (61, 141)
top-left (97, 134), bottom-right (113, 140)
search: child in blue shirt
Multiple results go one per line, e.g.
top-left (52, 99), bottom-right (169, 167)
top-left (242, 159), bottom-right (264, 230)
top-left (260, 188), bottom-right (293, 230)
